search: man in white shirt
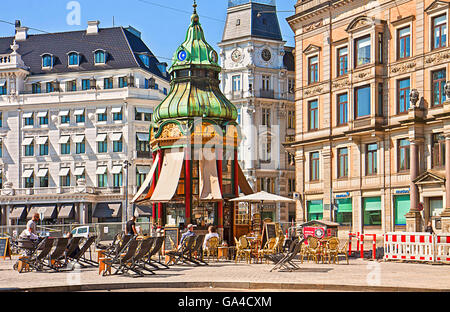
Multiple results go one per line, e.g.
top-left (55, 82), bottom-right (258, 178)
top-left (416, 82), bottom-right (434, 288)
top-left (20, 213), bottom-right (40, 241)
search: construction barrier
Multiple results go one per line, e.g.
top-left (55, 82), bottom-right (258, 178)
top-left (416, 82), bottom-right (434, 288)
top-left (348, 232), bottom-right (377, 259)
top-left (348, 232), bottom-right (360, 257)
top-left (435, 234), bottom-right (450, 262)
top-left (384, 232), bottom-right (434, 262)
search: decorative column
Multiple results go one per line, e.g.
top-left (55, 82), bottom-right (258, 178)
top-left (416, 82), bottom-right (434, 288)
top-left (405, 139), bottom-right (422, 232)
top-left (157, 149), bottom-right (163, 228)
top-left (185, 147), bottom-right (191, 225)
top-left (405, 91), bottom-right (425, 232)
top-left (440, 134), bottom-right (450, 232)
top-left (217, 147), bottom-right (223, 229)
top-left (151, 151), bottom-right (157, 226)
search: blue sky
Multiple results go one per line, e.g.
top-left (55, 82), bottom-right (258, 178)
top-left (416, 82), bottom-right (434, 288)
top-left (0, 0), bottom-right (296, 66)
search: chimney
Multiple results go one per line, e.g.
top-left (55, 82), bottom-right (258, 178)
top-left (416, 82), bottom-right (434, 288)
top-left (15, 20), bottom-right (28, 41)
top-left (87, 20), bottom-right (100, 35)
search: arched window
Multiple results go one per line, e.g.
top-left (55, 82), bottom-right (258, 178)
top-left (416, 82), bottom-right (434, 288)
top-left (94, 50), bottom-right (106, 64)
top-left (42, 54), bottom-right (53, 68)
top-left (68, 52), bottom-right (79, 66)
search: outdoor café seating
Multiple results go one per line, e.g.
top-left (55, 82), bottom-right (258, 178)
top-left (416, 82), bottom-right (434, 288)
top-left (304, 236), bottom-right (324, 264)
top-left (234, 236), bottom-right (252, 264)
top-left (203, 236), bottom-right (219, 262)
top-left (257, 237), bottom-right (277, 264)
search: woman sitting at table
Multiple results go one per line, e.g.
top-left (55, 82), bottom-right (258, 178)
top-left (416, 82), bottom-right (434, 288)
top-left (203, 225), bottom-right (220, 249)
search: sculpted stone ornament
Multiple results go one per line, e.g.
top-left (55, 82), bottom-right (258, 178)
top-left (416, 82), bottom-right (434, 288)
top-left (445, 82), bottom-right (450, 99)
top-left (409, 89), bottom-right (420, 108)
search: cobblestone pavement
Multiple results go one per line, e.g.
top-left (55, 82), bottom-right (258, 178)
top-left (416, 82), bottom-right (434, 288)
top-left (1, 255), bottom-right (449, 292)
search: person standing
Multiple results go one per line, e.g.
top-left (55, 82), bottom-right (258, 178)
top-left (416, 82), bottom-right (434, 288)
top-left (125, 216), bottom-right (137, 236)
top-left (425, 220), bottom-right (434, 235)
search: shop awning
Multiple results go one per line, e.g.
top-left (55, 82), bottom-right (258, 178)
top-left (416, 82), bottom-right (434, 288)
top-left (136, 166), bottom-right (150, 174)
top-left (58, 168), bottom-right (70, 176)
top-left (150, 149), bottom-right (184, 202)
top-left (199, 151), bottom-right (222, 201)
top-left (58, 110), bottom-right (70, 117)
top-left (23, 169), bottom-right (34, 178)
top-left (131, 153), bottom-right (160, 203)
top-left (96, 166), bottom-right (107, 175)
top-left (308, 200), bottom-right (323, 213)
top-left (73, 167), bottom-right (85, 176)
top-left (93, 203), bottom-right (122, 218)
top-left (22, 137), bottom-right (34, 146)
top-left (96, 108), bottom-right (107, 114)
top-left (35, 137), bottom-right (48, 145)
top-left (36, 168), bottom-right (48, 178)
top-left (73, 135), bottom-right (85, 143)
top-left (96, 133), bottom-right (107, 142)
top-left (27, 204), bottom-right (57, 220)
top-left (238, 164), bottom-right (254, 195)
top-left (23, 112), bottom-right (33, 118)
top-left (111, 165), bottom-right (123, 174)
top-left (336, 198), bottom-right (352, 212)
top-left (9, 205), bottom-right (27, 219)
top-left (363, 197), bottom-right (381, 211)
top-left (136, 107), bottom-right (153, 114)
top-left (58, 136), bottom-right (70, 144)
top-left (37, 111), bottom-right (48, 118)
top-left (110, 133), bottom-right (122, 141)
top-left (74, 109), bottom-right (85, 116)
top-left (111, 107), bottom-right (122, 113)
top-left (134, 205), bottom-right (152, 217)
top-left (58, 204), bottom-right (74, 219)
top-left (136, 133), bottom-right (150, 141)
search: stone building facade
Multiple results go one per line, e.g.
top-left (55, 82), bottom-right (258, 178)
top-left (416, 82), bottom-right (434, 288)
top-left (0, 21), bottom-right (169, 227)
top-left (219, 0), bottom-right (296, 223)
top-left (287, 0), bottom-right (450, 235)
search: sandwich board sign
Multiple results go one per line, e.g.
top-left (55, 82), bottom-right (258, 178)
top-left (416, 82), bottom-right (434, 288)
top-left (0, 238), bottom-right (12, 260)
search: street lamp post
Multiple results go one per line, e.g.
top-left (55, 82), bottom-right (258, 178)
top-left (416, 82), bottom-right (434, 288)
top-left (123, 160), bottom-right (131, 224)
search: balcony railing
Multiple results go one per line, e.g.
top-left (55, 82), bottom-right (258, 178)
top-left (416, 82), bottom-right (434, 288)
top-left (2, 186), bottom-right (125, 196)
top-left (256, 89), bottom-right (275, 99)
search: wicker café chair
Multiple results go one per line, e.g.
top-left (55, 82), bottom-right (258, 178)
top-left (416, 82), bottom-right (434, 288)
top-left (204, 236), bottom-right (219, 262)
top-left (305, 236), bottom-right (323, 264)
top-left (257, 237), bottom-right (277, 264)
top-left (234, 236), bottom-right (251, 264)
top-left (336, 240), bottom-right (349, 264)
top-left (325, 237), bottom-right (340, 264)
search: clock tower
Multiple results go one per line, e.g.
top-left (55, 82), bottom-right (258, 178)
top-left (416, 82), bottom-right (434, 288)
top-left (219, 0), bottom-right (296, 224)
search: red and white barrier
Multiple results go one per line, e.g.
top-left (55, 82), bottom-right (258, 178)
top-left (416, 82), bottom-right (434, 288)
top-left (348, 232), bottom-right (377, 259)
top-left (435, 234), bottom-right (450, 262)
top-left (384, 232), bottom-right (434, 262)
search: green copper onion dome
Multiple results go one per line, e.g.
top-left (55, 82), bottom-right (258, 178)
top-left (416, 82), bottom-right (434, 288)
top-left (152, 2), bottom-right (237, 125)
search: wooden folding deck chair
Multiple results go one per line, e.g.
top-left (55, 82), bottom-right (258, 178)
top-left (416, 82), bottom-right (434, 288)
top-left (67, 236), bottom-right (98, 268)
top-left (270, 240), bottom-right (304, 272)
top-left (102, 239), bottom-right (140, 277)
top-left (43, 237), bottom-right (70, 272)
top-left (19, 238), bottom-right (55, 273)
top-left (144, 237), bottom-right (169, 270)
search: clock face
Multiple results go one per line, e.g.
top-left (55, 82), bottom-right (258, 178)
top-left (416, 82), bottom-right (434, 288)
top-left (261, 48), bottom-right (272, 62)
top-left (177, 50), bottom-right (187, 62)
top-left (231, 49), bottom-right (242, 62)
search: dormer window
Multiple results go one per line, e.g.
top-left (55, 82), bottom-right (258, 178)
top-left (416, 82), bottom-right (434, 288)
top-left (68, 52), bottom-right (80, 66)
top-left (94, 50), bottom-right (106, 64)
top-left (139, 54), bottom-right (150, 67)
top-left (42, 54), bottom-right (53, 69)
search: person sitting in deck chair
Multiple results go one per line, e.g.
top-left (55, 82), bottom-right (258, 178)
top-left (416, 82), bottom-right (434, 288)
top-left (178, 224), bottom-right (197, 250)
top-left (19, 213), bottom-right (40, 242)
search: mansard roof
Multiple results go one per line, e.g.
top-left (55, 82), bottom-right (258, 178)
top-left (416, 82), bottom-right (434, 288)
top-left (0, 27), bottom-right (169, 80)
